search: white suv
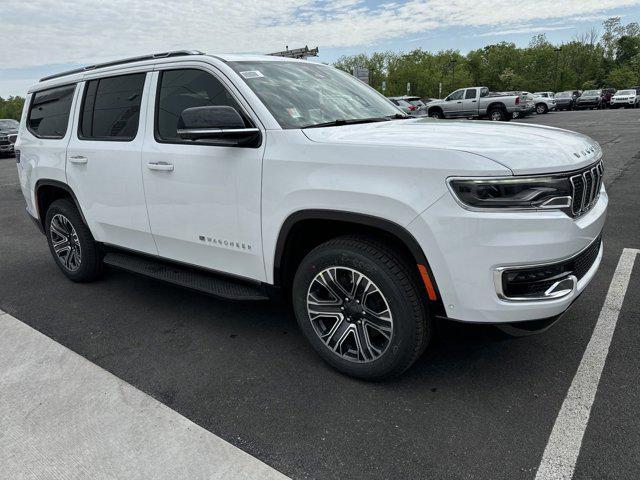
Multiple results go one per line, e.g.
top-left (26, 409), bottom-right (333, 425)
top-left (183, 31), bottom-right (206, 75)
top-left (15, 51), bottom-right (607, 379)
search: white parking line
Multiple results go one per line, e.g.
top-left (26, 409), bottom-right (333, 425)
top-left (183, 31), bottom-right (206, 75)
top-left (535, 248), bottom-right (639, 480)
top-left (0, 309), bottom-right (290, 480)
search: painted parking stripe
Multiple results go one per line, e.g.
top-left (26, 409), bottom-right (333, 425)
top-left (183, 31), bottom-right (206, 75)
top-left (535, 248), bottom-right (639, 480)
top-left (0, 309), bottom-right (290, 480)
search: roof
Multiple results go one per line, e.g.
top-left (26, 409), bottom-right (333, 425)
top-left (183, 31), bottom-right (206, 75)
top-left (30, 50), bottom-right (318, 93)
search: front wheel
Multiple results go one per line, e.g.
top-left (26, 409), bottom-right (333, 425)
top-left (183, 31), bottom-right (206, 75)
top-left (536, 103), bottom-right (548, 114)
top-left (292, 236), bottom-right (431, 380)
top-left (429, 109), bottom-right (444, 119)
top-left (45, 199), bottom-right (103, 282)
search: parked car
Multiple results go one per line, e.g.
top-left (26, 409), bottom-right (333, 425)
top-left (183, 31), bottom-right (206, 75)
top-left (575, 90), bottom-right (603, 110)
top-left (426, 86), bottom-right (526, 121)
top-left (554, 91), bottom-right (576, 110)
top-left (388, 97), bottom-right (416, 115)
top-left (0, 119), bottom-right (19, 157)
top-left (15, 51), bottom-right (607, 379)
top-left (532, 92), bottom-right (557, 114)
top-left (610, 89), bottom-right (640, 108)
top-left (508, 91), bottom-right (536, 118)
top-left (601, 88), bottom-right (616, 108)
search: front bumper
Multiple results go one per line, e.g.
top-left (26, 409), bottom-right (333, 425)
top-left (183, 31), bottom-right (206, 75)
top-left (0, 143), bottom-right (14, 154)
top-left (408, 184), bottom-right (607, 323)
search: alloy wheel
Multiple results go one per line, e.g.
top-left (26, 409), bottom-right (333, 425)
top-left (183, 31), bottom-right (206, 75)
top-left (306, 267), bottom-right (393, 363)
top-left (50, 214), bottom-right (82, 272)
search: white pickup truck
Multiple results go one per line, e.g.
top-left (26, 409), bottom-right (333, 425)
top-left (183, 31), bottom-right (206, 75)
top-left (426, 86), bottom-right (527, 121)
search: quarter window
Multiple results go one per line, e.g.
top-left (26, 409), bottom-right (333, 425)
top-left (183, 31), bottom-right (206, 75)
top-left (156, 69), bottom-right (246, 142)
top-left (80, 73), bottom-right (146, 141)
top-left (27, 84), bottom-right (76, 139)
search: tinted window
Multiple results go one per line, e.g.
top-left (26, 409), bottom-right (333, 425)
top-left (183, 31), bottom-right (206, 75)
top-left (465, 89), bottom-right (477, 99)
top-left (80, 73), bottom-right (145, 141)
top-left (156, 69), bottom-right (245, 142)
top-left (28, 84), bottom-right (76, 139)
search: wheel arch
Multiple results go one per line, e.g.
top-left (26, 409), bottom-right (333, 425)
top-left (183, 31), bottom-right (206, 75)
top-left (273, 210), bottom-right (445, 315)
top-left (34, 180), bottom-right (88, 231)
top-left (486, 101), bottom-right (507, 112)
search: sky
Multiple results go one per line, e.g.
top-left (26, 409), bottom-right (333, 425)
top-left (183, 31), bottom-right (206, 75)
top-left (1, 0), bottom-right (639, 97)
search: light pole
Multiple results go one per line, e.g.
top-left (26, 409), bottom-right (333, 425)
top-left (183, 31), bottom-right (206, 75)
top-left (554, 47), bottom-right (561, 92)
top-left (450, 59), bottom-right (457, 91)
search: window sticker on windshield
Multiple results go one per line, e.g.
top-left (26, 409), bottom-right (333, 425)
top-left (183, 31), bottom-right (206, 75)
top-left (240, 70), bottom-right (264, 79)
top-left (287, 108), bottom-right (302, 118)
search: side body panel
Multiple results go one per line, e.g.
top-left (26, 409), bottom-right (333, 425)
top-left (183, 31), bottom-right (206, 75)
top-left (16, 85), bottom-right (81, 220)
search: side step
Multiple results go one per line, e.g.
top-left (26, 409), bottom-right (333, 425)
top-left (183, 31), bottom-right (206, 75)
top-left (103, 252), bottom-right (269, 301)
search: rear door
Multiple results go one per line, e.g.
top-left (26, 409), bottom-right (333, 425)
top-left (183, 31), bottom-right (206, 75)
top-left (461, 88), bottom-right (478, 116)
top-left (65, 70), bottom-right (157, 254)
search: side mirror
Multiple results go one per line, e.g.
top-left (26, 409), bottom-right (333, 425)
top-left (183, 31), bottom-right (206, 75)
top-left (7, 133), bottom-right (18, 144)
top-left (176, 106), bottom-right (261, 147)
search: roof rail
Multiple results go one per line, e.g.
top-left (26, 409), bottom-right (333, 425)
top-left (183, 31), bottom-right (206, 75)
top-left (39, 50), bottom-right (205, 82)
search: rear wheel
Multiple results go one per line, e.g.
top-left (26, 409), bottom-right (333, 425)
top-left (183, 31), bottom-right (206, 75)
top-left (536, 103), bottom-right (548, 114)
top-left (292, 236), bottom-right (431, 380)
top-left (45, 199), bottom-right (103, 282)
top-left (488, 107), bottom-right (506, 121)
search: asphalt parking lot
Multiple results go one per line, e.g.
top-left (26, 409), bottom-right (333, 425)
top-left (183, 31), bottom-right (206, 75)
top-left (1, 109), bottom-right (639, 480)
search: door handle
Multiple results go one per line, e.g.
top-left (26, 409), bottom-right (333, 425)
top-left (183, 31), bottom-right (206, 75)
top-left (69, 155), bottom-right (87, 164)
top-left (456, 101), bottom-right (462, 103)
top-left (146, 162), bottom-right (174, 172)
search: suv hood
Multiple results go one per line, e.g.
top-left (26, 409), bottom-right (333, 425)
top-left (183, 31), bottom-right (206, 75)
top-left (302, 118), bottom-right (601, 175)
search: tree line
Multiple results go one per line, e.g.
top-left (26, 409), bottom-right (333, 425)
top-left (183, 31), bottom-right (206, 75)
top-left (334, 17), bottom-right (640, 98)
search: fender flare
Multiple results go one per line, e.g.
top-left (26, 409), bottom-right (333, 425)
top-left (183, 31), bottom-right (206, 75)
top-left (34, 179), bottom-right (89, 229)
top-left (273, 209), bottom-right (445, 313)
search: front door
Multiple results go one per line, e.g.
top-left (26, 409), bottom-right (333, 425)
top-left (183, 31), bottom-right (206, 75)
top-left (141, 67), bottom-right (265, 281)
top-left (442, 89), bottom-right (465, 117)
top-left (65, 71), bottom-right (157, 254)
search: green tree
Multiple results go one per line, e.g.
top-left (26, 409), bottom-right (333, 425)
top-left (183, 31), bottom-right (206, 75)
top-left (0, 96), bottom-right (25, 121)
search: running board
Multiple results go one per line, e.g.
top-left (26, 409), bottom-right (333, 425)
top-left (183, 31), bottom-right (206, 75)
top-left (103, 252), bottom-right (269, 301)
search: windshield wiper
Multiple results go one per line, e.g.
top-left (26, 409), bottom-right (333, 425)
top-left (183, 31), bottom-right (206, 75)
top-left (301, 116), bottom-right (398, 129)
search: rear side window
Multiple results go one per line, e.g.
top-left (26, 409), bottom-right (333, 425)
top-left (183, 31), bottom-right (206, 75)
top-left (80, 73), bottom-right (146, 141)
top-left (155, 69), bottom-right (246, 143)
top-left (465, 89), bottom-right (477, 99)
top-left (27, 84), bottom-right (76, 139)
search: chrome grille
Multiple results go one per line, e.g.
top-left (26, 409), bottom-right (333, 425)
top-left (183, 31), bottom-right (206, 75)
top-left (570, 161), bottom-right (603, 216)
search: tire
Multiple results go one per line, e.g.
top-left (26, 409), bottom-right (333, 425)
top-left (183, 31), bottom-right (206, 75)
top-left (535, 103), bottom-right (548, 114)
top-left (45, 199), bottom-right (103, 282)
top-left (488, 107), bottom-right (506, 121)
top-left (292, 235), bottom-right (431, 380)
top-left (429, 109), bottom-right (444, 119)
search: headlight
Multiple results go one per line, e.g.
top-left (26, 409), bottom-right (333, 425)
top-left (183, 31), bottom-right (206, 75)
top-left (448, 176), bottom-right (573, 211)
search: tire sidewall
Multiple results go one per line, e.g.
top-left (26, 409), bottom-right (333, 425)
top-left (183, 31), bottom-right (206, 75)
top-left (292, 244), bottom-right (424, 379)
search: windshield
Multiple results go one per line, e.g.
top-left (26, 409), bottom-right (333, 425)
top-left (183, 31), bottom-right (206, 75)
top-left (0, 119), bottom-right (19, 129)
top-left (617, 90), bottom-right (634, 95)
top-left (583, 90), bottom-right (599, 96)
top-left (556, 92), bottom-right (572, 98)
top-left (228, 61), bottom-right (401, 128)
